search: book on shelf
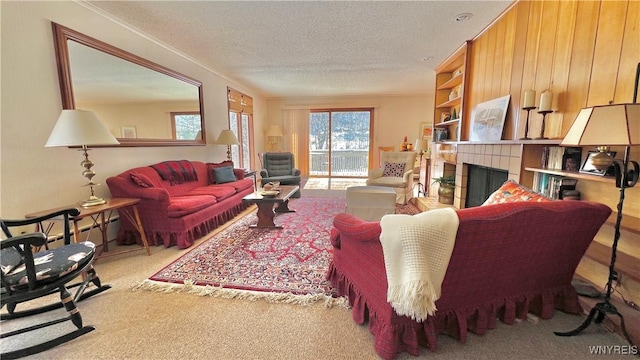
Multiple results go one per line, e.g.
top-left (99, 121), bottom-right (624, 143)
top-left (540, 146), bottom-right (581, 171)
top-left (532, 173), bottom-right (578, 200)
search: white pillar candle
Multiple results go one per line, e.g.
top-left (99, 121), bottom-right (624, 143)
top-left (539, 90), bottom-right (553, 112)
top-left (523, 89), bottom-right (536, 108)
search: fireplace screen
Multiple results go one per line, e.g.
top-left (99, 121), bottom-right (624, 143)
top-left (466, 165), bottom-right (508, 207)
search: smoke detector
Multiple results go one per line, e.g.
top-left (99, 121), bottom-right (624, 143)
top-left (454, 13), bottom-right (473, 22)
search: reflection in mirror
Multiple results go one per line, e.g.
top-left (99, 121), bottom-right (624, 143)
top-left (52, 23), bottom-right (205, 147)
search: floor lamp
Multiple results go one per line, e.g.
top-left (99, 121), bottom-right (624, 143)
top-left (414, 138), bottom-right (429, 197)
top-left (554, 102), bottom-right (639, 345)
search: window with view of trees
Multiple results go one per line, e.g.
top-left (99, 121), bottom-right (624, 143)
top-left (309, 109), bottom-right (372, 177)
top-left (171, 112), bottom-right (202, 140)
top-left (227, 88), bottom-right (254, 170)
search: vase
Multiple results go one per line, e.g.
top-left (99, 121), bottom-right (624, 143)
top-left (438, 184), bottom-right (454, 205)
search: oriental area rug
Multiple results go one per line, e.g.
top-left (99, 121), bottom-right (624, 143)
top-left (132, 196), bottom-right (420, 306)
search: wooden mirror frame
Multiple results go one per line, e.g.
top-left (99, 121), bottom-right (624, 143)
top-left (52, 22), bottom-right (205, 147)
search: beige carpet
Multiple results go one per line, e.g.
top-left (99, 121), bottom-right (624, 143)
top-left (1, 191), bottom-right (632, 359)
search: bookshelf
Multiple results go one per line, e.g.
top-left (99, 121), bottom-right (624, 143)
top-left (433, 42), bottom-right (469, 143)
top-left (430, 42), bottom-right (470, 195)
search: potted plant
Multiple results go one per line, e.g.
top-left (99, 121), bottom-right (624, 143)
top-left (432, 175), bottom-right (455, 204)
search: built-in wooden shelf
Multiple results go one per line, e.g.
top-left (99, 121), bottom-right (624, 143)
top-left (436, 97), bottom-right (461, 108)
top-left (434, 118), bottom-right (461, 127)
top-left (524, 167), bottom-right (615, 184)
top-left (437, 74), bottom-right (463, 90)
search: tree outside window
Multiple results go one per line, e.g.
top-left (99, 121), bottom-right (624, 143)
top-left (171, 112), bottom-right (202, 140)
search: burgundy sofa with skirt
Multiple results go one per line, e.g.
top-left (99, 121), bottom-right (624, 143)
top-left (327, 201), bottom-right (611, 359)
top-left (106, 160), bottom-right (254, 249)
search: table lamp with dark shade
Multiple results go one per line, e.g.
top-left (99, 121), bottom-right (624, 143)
top-left (555, 102), bottom-right (638, 345)
top-left (45, 109), bottom-right (120, 207)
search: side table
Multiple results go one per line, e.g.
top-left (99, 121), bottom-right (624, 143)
top-left (245, 170), bottom-right (258, 191)
top-left (25, 198), bottom-right (151, 258)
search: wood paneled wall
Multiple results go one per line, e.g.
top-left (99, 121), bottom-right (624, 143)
top-left (464, 0), bottom-right (639, 141)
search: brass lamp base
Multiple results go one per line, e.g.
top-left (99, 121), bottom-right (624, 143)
top-left (79, 145), bottom-right (107, 207)
top-left (591, 146), bottom-right (614, 171)
top-left (82, 195), bottom-right (106, 208)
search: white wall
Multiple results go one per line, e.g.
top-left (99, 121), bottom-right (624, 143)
top-left (266, 95), bottom-right (434, 166)
top-left (0, 1), bottom-right (266, 217)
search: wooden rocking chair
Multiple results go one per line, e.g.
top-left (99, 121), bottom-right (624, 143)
top-left (1, 208), bottom-right (111, 359)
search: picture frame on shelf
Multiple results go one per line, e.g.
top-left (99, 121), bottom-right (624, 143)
top-left (419, 122), bottom-right (433, 140)
top-left (579, 151), bottom-right (617, 176)
top-left (469, 95), bottom-right (510, 142)
top-left (121, 126), bottom-right (137, 139)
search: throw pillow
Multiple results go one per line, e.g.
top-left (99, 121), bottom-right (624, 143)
top-left (207, 160), bottom-right (234, 184)
top-left (130, 172), bottom-right (154, 188)
top-left (213, 166), bottom-right (237, 184)
top-left (382, 162), bottom-right (405, 177)
top-left (482, 179), bottom-right (551, 206)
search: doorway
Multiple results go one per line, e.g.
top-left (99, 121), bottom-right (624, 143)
top-left (308, 109), bottom-right (372, 180)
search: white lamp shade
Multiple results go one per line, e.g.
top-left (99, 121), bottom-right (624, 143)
top-left (45, 110), bottom-right (119, 147)
top-left (266, 125), bottom-right (284, 137)
top-left (215, 129), bottom-right (239, 145)
top-left (561, 103), bottom-right (640, 146)
top-left (414, 139), bottom-right (428, 152)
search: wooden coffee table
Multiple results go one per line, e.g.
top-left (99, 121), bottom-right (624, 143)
top-left (242, 185), bottom-right (299, 229)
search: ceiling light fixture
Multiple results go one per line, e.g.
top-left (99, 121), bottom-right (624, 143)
top-left (454, 13), bottom-right (473, 22)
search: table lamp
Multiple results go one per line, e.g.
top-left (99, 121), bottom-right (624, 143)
top-left (45, 109), bottom-right (120, 207)
top-left (215, 129), bottom-right (239, 160)
top-left (266, 125), bottom-right (283, 151)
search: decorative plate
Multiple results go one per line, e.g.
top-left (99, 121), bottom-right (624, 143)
top-left (260, 190), bottom-right (279, 197)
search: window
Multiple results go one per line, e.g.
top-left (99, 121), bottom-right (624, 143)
top-left (309, 109), bottom-right (372, 177)
top-left (171, 112), bottom-right (202, 140)
top-left (227, 88), bottom-right (254, 170)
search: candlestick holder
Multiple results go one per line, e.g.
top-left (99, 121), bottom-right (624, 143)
top-left (536, 110), bottom-right (553, 140)
top-left (519, 106), bottom-right (536, 140)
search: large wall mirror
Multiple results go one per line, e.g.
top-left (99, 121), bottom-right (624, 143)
top-left (52, 23), bottom-right (205, 147)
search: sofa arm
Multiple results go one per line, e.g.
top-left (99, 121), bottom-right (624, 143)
top-left (332, 213), bottom-right (382, 242)
top-left (233, 168), bottom-right (246, 179)
top-left (292, 168), bottom-right (301, 176)
top-left (126, 187), bottom-right (170, 203)
top-left (106, 176), bottom-right (170, 204)
top-left (368, 168), bottom-right (383, 179)
top-left (260, 169), bottom-right (269, 178)
top-left (402, 169), bottom-right (414, 182)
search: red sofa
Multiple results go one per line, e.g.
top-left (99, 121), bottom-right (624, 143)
top-left (327, 201), bottom-right (611, 359)
top-left (106, 160), bottom-right (254, 249)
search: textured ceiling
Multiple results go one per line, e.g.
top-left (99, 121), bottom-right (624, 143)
top-left (85, 1), bottom-right (513, 98)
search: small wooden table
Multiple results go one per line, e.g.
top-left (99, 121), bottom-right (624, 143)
top-left (25, 198), bottom-right (151, 257)
top-left (242, 185), bottom-right (299, 229)
top-left (244, 170), bottom-right (258, 191)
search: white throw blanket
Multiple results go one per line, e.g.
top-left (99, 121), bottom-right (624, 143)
top-left (379, 208), bottom-right (459, 322)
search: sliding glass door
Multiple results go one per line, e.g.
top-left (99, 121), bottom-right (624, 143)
top-left (309, 109), bottom-right (372, 177)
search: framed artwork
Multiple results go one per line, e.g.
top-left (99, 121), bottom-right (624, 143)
top-left (419, 122), bottom-right (433, 140)
top-left (121, 126), bottom-right (137, 139)
top-left (579, 151), bottom-right (617, 176)
top-left (469, 95), bottom-right (510, 142)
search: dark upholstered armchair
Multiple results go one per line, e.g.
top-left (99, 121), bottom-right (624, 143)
top-left (260, 152), bottom-right (301, 197)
